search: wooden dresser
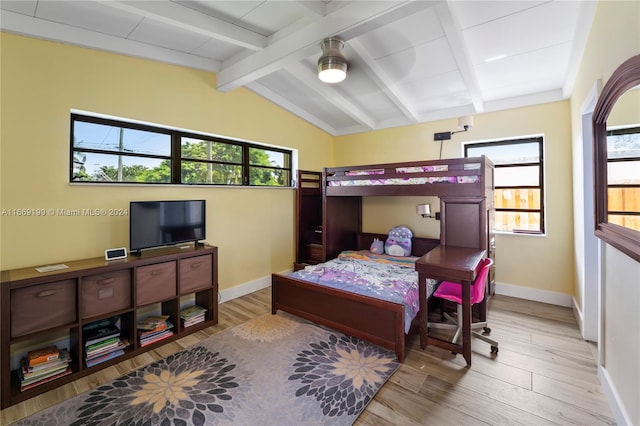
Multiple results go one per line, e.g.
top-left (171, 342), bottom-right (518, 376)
top-left (0, 244), bottom-right (218, 408)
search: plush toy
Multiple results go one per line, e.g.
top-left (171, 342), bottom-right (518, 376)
top-left (370, 238), bottom-right (384, 254)
top-left (384, 226), bottom-right (413, 257)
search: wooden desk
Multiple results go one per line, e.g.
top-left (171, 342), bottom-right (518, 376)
top-left (415, 245), bottom-right (486, 366)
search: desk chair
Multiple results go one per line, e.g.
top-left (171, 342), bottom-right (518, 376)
top-left (428, 258), bottom-right (498, 354)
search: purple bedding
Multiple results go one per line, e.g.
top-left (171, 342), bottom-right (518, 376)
top-left (288, 250), bottom-right (440, 333)
top-left (327, 164), bottom-right (481, 187)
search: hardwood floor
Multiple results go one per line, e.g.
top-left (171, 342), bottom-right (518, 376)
top-left (1, 289), bottom-right (615, 425)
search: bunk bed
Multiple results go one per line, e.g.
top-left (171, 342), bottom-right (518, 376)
top-left (272, 156), bottom-right (494, 362)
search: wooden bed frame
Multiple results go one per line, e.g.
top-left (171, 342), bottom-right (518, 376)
top-left (272, 156), bottom-right (495, 362)
top-left (272, 233), bottom-right (439, 362)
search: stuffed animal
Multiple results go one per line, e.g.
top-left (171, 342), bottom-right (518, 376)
top-left (384, 226), bottom-right (413, 257)
top-left (370, 238), bottom-right (384, 254)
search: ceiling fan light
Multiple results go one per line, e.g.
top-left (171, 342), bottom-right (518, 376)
top-left (317, 37), bottom-right (348, 83)
top-left (318, 58), bottom-right (347, 83)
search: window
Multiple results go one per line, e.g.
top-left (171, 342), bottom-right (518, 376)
top-left (71, 114), bottom-right (292, 187)
top-left (606, 127), bottom-right (640, 231)
top-left (465, 137), bottom-right (544, 233)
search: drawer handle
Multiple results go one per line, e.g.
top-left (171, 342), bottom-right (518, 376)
top-left (190, 262), bottom-right (202, 270)
top-left (36, 289), bottom-right (58, 298)
top-left (151, 270), bottom-right (164, 276)
top-left (97, 278), bottom-right (116, 285)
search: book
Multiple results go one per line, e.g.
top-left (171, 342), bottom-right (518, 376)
top-left (86, 336), bottom-right (119, 352)
top-left (140, 330), bottom-right (174, 347)
top-left (20, 367), bottom-right (72, 392)
top-left (27, 345), bottom-right (59, 366)
top-left (18, 347), bottom-right (72, 392)
top-left (86, 340), bottom-right (120, 357)
top-left (137, 315), bottom-right (170, 331)
top-left (138, 321), bottom-right (174, 340)
top-left (86, 339), bottom-right (129, 361)
top-left (22, 349), bottom-right (70, 373)
top-left (182, 315), bottom-right (205, 328)
top-left (20, 364), bottom-right (69, 383)
top-left (180, 305), bottom-right (207, 319)
top-left (83, 323), bottom-right (121, 347)
top-left (86, 349), bottom-right (125, 368)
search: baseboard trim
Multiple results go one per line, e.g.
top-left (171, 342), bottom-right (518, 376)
top-left (494, 282), bottom-right (572, 307)
top-left (572, 296), bottom-right (585, 335)
top-left (219, 269), bottom-right (291, 303)
top-left (599, 365), bottom-right (632, 426)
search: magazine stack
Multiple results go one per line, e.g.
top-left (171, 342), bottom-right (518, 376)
top-left (83, 318), bottom-right (129, 368)
top-left (180, 305), bottom-right (207, 328)
top-left (137, 315), bottom-right (174, 347)
top-left (18, 345), bottom-right (72, 392)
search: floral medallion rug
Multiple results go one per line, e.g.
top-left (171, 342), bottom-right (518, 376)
top-left (15, 313), bottom-right (399, 426)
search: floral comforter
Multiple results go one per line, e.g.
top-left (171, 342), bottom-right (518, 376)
top-left (288, 250), bottom-right (439, 333)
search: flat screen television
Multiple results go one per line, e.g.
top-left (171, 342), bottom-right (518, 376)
top-left (130, 200), bottom-right (206, 255)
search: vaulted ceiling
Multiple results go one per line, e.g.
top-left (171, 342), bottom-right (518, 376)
top-left (1, 1), bottom-right (597, 136)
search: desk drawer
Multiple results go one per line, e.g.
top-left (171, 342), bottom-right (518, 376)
top-left (81, 270), bottom-right (131, 318)
top-left (11, 279), bottom-right (76, 337)
top-left (305, 244), bottom-right (323, 262)
top-left (179, 255), bottom-right (212, 294)
top-left (136, 261), bottom-right (176, 306)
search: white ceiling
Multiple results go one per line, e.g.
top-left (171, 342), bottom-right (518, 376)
top-left (1, 0), bottom-right (597, 136)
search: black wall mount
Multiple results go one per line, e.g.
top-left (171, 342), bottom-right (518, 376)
top-left (434, 131), bottom-right (452, 141)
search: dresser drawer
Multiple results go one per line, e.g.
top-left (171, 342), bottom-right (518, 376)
top-left (179, 255), bottom-right (212, 294)
top-left (81, 270), bottom-right (131, 318)
top-left (11, 279), bottom-right (76, 338)
top-left (136, 261), bottom-right (176, 306)
top-left (305, 244), bottom-right (323, 262)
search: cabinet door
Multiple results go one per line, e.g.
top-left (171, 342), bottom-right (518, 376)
top-left (136, 262), bottom-right (176, 306)
top-left (11, 279), bottom-right (76, 337)
top-left (440, 197), bottom-right (486, 250)
top-left (179, 255), bottom-right (212, 294)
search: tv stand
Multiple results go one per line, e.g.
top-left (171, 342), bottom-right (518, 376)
top-left (0, 244), bottom-right (218, 409)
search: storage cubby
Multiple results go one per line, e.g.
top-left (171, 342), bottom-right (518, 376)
top-left (295, 170), bottom-right (324, 269)
top-left (0, 244), bottom-right (218, 408)
top-left (8, 327), bottom-right (80, 401)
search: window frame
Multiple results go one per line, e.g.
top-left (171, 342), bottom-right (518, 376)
top-left (593, 54), bottom-right (640, 262)
top-left (464, 137), bottom-right (545, 234)
top-left (70, 113), bottom-right (293, 187)
top-left (606, 126), bottom-right (640, 228)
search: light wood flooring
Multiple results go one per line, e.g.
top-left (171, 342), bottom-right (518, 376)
top-left (1, 288), bottom-right (615, 425)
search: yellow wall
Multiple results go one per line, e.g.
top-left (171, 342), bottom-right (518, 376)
top-left (336, 101), bottom-right (575, 296)
top-left (607, 89), bottom-right (640, 127)
top-left (0, 32), bottom-right (577, 298)
top-left (569, 1), bottom-right (640, 424)
top-left (0, 33), bottom-right (333, 291)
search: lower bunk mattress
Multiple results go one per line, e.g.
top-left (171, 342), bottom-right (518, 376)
top-left (287, 250), bottom-right (439, 333)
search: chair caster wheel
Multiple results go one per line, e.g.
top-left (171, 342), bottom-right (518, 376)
top-left (490, 346), bottom-right (499, 354)
top-left (483, 327), bottom-right (491, 334)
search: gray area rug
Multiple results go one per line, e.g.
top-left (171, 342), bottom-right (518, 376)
top-left (15, 312), bottom-right (399, 425)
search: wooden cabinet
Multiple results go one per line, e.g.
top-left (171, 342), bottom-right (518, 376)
top-left (440, 196), bottom-right (496, 295)
top-left (295, 170), bottom-right (324, 267)
top-left (0, 245), bottom-right (218, 409)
